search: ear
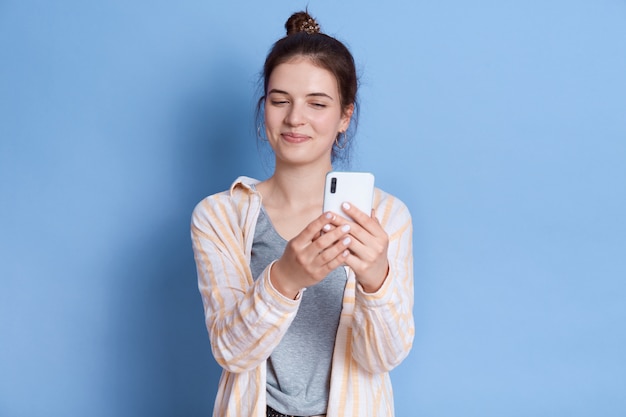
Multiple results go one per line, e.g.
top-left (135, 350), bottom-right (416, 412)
top-left (339, 103), bottom-right (354, 132)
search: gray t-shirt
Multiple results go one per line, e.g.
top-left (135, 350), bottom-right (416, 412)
top-left (250, 207), bottom-right (347, 416)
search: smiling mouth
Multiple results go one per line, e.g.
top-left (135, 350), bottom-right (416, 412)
top-left (281, 133), bottom-right (310, 143)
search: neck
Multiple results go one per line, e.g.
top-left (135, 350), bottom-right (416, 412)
top-left (262, 160), bottom-right (332, 210)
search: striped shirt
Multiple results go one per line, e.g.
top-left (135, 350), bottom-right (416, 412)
top-left (191, 176), bottom-right (414, 417)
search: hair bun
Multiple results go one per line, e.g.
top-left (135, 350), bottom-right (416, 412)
top-left (285, 11), bottom-right (321, 35)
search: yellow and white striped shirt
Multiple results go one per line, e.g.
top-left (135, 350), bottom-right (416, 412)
top-left (191, 177), bottom-right (414, 417)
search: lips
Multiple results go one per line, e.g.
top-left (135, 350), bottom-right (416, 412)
top-left (281, 132), bottom-right (310, 143)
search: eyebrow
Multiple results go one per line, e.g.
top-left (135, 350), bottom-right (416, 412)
top-left (267, 89), bottom-right (335, 100)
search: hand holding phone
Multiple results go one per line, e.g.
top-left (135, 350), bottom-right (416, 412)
top-left (322, 171), bottom-right (388, 292)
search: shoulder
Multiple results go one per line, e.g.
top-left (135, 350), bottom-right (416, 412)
top-left (373, 187), bottom-right (411, 219)
top-left (371, 187), bottom-right (412, 237)
top-left (191, 176), bottom-right (262, 228)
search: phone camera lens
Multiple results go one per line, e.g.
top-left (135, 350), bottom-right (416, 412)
top-left (330, 177), bottom-right (337, 193)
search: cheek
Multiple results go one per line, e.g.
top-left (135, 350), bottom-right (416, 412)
top-left (264, 107), bottom-right (280, 128)
top-left (317, 113), bottom-right (344, 134)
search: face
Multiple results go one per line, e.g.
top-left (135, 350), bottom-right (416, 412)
top-left (264, 58), bottom-right (353, 169)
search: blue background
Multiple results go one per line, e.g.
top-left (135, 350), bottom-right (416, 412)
top-left (1, 1), bottom-right (625, 416)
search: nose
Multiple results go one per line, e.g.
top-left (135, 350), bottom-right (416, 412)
top-left (285, 102), bottom-right (306, 126)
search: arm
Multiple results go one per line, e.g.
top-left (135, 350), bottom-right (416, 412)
top-left (344, 192), bottom-right (415, 373)
top-left (191, 195), bottom-right (300, 373)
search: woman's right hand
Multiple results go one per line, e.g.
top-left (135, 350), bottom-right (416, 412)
top-left (270, 212), bottom-right (352, 299)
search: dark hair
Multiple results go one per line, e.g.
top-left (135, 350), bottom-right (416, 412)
top-left (256, 11), bottom-right (359, 164)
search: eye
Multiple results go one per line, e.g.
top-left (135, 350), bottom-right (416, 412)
top-left (270, 99), bottom-right (289, 106)
top-left (311, 102), bottom-right (328, 109)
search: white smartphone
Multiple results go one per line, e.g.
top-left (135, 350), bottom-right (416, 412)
top-left (323, 171), bottom-right (375, 221)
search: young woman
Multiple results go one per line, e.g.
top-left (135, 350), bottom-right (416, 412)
top-left (191, 11), bottom-right (414, 417)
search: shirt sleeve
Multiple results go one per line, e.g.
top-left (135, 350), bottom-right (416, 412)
top-left (350, 192), bottom-right (415, 373)
top-left (191, 195), bottom-right (301, 373)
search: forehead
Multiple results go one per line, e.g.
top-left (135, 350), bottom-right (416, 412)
top-left (267, 58), bottom-right (339, 96)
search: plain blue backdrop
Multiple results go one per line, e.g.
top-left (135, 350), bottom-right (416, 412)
top-left (1, 1), bottom-right (625, 416)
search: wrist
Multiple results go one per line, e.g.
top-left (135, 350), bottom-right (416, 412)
top-left (359, 263), bottom-right (389, 294)
top-left (269, 260), bottom-right (302, 300)
top-left (360, 280), bottom-right (384, 294)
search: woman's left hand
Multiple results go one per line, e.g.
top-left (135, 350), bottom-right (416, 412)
top-left (329, 202), bottom-right (389, 293)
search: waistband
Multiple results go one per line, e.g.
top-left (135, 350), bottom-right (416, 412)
top-left (267, 405), bottom-right (326, 417)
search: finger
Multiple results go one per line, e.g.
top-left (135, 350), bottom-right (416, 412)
top-left (325, 211), bottom-right (375, 250)
top-left (295, 211), bottom-right (339, 244)
top-left (311, 223), bottom-right (352, 254)
top-left (329, 218), bottom-right (380, 249)
top-left (341, 202), bottom-right (378, 233)
top-left (371, 208), bottom-right (380, 222)
top-left (341, 244), bottom-right (389, 292)
top-left (340, 249), bottom-right (375, 280)
top-left (321, 249), bottom-right (351, 273)
top-left (341, 202), bottom-right (387, 238)
top-left (343, 235), bottom-right (381, 266)
top-left (313, 222), bottom-right (337, 242)
top-left (316, 234), bottom-right (352, 266)
top-left (303, 234), bottom-right (351, 281)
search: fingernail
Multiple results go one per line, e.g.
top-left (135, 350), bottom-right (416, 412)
top-left (325, 212), bottom-right (333, 219)
top-left (341, 224), bottom-right (350, 233)
top-left (323, 224), bottom-right (331, 231)
top-left (342, 202), bottom-right (351, 210)
top-left (343, 237), bottom-right (351, 245)
top-left (342, 249), bottom-right (350, 257)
